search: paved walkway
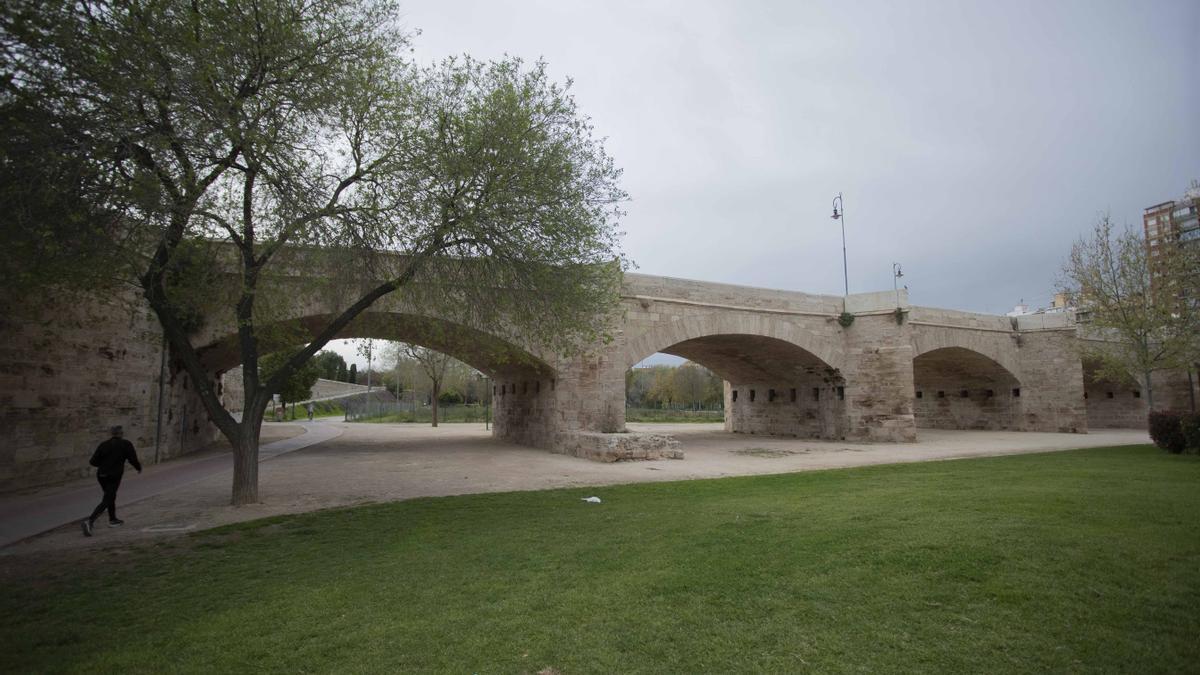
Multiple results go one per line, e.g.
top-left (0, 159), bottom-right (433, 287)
top-left (0, 422), bottom-right (341, 548)
top-left (1, 423), bottom-right (1151, 555)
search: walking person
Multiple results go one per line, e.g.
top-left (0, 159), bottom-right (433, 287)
top-left (81, 425), bottom-right (142, 536)
top-left (306, 402), bottom-right (314, 421)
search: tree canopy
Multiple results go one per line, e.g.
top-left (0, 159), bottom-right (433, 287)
top-left (260, 352), bottom-right (320, 406)
top-left (1, 0), bottom-right (628, 503)
top-left (1059, 214), bottom-right (1199, 408)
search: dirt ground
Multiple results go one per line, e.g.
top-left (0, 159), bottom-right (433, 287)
top-left (4, 422), bottom-right (1149, 557)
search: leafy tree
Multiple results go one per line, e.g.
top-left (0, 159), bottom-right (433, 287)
top-left (1060, 215), bottom-right (1200, 409)
top-left (671, 362), bottom-right (721, 410)
top-left (336, 362), bottom-right (348, 383)
top-left (647, 367), bottom-right (677, 409)
top-left (260, 351), bottom-right (320, 416)
top-left (404, 344), bottom-right (453, 427)
top-left (1, 0), bottom-right (625, 504)
top-left (348, 364), bottom-right (358, 385)
top-left (313, 351), bottom-right (347, 381)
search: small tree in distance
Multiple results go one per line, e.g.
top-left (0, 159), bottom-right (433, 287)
top-left (260, 352), bottom-right (320, 419)
top-left (404, 344), bottom-right (453, 427)
top-left (313, 351), bottom-right (348, 382)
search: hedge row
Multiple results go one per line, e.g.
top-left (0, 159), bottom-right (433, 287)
top-left (1147, 411), bottom-right (1200, 454)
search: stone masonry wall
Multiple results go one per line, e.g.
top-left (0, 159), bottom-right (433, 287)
top-left (726, 378), bottom-right (847, 439)
top-left (840, 313), bottom-right (918, 442)
top-left (7, 272), bottom-right (1193, 491)
top-left (0, 293), bottom-right (218, 491)
top-left (1013, 330), bottom-right (1088, 433)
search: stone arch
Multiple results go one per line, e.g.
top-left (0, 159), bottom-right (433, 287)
top-left (622, 313), bottom-right (842, 373)
top-left (623, 313), bottom-right (846, 440)
top-left (196, 310), bottom-right (557, 447)
top-left (197, 311), bottom-right (554, 380)
top-left (911, 330), bottom-right (1021, 380)
top-left (912, 347), bottom-right (1023, 430)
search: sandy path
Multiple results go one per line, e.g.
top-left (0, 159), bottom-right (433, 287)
top-left (5, 422), bottom-right (1149, 556)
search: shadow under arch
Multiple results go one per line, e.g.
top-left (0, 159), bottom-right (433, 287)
top-left (622, 314), bottom-right (844, 373)
top-left (642, 333), bottom-right (840, 384)
top-left (1081, 358), bottom-right (1146, 429)
top-left (196, 311), bottom-right (556, 380)
top-left (912, 347), bottom-right (1022, 430)
top-left (629, 332), bottom-right (847, 440)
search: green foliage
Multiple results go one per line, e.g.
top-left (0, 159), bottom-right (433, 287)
top-left (3, 446), bottom-right (1200, 672)
top-left (1148, 411), bottom-right (1186, 454)
top-left (1181, 413), bottom-right (1200, 452)
top-left (1060, 215), bottom-right (1200, 407)
top-left (348, 363), bottom-right (358, 385)
top-left (626, 363), bottom-right (724, 410)
top-left (2, 0), bottom-right (629, 503)
top-left (260, 352), bottom-right (320, 405)
top-left (313, 351), bottom-right (347, 382)
top-left (838, 311), bottom-right (855, 328)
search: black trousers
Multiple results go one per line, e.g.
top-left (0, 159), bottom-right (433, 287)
top-left (89, 474), bottom-right (122, 522)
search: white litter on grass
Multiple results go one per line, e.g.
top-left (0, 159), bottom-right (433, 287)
top-left (580, 496), bottom-right (602, 504)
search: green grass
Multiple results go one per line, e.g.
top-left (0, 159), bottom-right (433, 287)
top-left (4, 445), bottom-right (1199, 673)
top-left (625, 407), bottom-right (724, 423)
top-left (267, 400), bottom-right (344, 422)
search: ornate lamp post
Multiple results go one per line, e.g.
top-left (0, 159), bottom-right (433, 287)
top-left (831, 193), bottom-right (849, 296)
top-left (893, 262), bottom-right (904, 306)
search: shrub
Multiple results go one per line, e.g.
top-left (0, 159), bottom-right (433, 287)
top-left (1148, 411), bottom-right (1186, 454)
top-left (1181, 413), bottom-right (1200, 453)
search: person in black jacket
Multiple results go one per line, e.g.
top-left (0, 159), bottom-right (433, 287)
top-left (81, 425), bottom-right (142, 537)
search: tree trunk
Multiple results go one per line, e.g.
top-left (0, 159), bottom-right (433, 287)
top-left (231, 400), bottom-right (267, 505)
top-left (432, 381), bottom-right (440, 427)
top-left (1144, 370), bottom-right (1155, 412)
top-left (1188, 367), bottom-right (1196, 413)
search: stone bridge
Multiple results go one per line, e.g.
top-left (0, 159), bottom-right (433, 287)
top-left (3, 272), bottom-right (1193, 490)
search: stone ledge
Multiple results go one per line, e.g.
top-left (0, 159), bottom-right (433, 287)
top-left (554, 431), bottom-right (684, 462)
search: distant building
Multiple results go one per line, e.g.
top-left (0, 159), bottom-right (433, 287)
top-left (1143, 181), bottom-right (1200, 289)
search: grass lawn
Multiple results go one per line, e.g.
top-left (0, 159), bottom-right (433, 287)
top-left (4, 445), bottom-right (1199, 673)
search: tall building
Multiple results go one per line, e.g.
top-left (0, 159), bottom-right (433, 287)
top-left (1143, 181), bottom-right (1200, 289)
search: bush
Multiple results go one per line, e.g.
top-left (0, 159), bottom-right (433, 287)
top-left (438, 390), bottom-right (464, 405)
top-left (1182, 413), bottom-right (1200, 453)
top-left (1148, 411), bottom-right (1186, 454)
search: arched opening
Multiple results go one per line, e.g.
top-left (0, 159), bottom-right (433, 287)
top-left (628, 334), bottom-right (846, 439)
top-left (912, 347), bottom-right (1022, 430)
top-left (1082, 359), bottom-right (1146, 429)
top-left (195, 311), bottom-right (556, 446)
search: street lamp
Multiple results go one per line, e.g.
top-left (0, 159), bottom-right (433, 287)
top-left (893, 262), bottom-right (904, 306)
top-left (831, 193), bottom-right (849, 297)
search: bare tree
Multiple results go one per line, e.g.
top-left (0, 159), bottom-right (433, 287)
top-left (404, 345), bottom-right (452, 427)
top-left (1060, 214), bottom-right (1199, 409)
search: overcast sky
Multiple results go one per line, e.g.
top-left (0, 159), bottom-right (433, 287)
top-left (333, 0), bottom-right (1199, 368)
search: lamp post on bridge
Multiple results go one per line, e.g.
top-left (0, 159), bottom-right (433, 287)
top-left (893, 262), bottom-right (904, 307)
top-left (831, 193), bottom-right (849, 297)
